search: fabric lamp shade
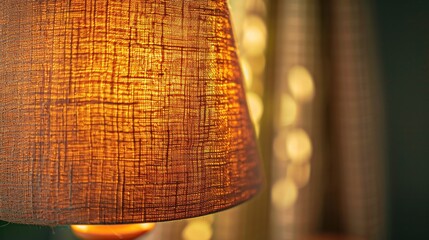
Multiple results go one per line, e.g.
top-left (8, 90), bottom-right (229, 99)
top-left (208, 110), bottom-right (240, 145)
top-left (0, 0), bottom-right (263, 225)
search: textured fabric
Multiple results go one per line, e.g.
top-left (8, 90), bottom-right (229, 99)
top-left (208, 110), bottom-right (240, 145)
top-left (0, 0), bottom-right (262, 225)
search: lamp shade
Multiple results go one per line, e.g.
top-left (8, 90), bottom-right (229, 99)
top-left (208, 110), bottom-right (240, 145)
top-left (0, 0), bottom-right (263, 225)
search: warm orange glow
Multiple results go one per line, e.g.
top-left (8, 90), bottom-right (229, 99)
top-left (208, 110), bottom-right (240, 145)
top-left (0, 0), bottom-right (263, 225)
top-left (71, 223), bottom-right (155, 240)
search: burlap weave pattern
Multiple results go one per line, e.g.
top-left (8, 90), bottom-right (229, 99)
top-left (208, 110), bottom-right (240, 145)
top-left (0, 0), bottom-right (262, 225)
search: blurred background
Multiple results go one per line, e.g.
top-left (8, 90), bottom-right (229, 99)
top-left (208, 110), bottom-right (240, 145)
top-left (1, 0), bottom-right (428, 239)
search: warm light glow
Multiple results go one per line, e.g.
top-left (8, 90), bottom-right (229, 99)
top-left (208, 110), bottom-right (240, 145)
top-left (71, 223), bottom-right (155, 240)
top-left (286, 128), bottom-right (312, 163)
top-left (247, 92), bottom-right (264, 124)
top-left (271, 178), bottom-right (298, 210)
top-left (279, 94), bottom-right (298, 126)
top-left (243, 16), bottom-right (267, 39)
top-left (182, 221), bottom-right (213, 240)
top-left (0, 0), bottom-right (264, 225)
top-left (288, 66), bottom-right (315, 102)
top-left (287, 162), bottom-right (311, 188)
top-left (242, 16), bottom-right (267, 56)
top-left (241, 59), bottom-right (253, 89)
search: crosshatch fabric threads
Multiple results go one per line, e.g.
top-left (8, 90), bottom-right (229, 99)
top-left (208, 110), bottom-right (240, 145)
top-left (0, 0), bottom-right (263, 225)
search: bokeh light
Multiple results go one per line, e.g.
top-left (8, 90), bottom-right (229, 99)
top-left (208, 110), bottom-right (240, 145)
top-left (279, 94), bottom-right (298, 127)
top-left (271, 178), bottom-right (298, 210)
top-left (242, 16), bottom-right (267, 57)
top-left (286, 128), bottom-right (312, 163)
top-left (182, 221), bottom-right (213, 240)
top-left (287, 66), bottom-right (315, 102)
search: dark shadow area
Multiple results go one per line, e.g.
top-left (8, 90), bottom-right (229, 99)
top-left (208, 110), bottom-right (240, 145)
top-left (373, 1), bottom-right (429, 239)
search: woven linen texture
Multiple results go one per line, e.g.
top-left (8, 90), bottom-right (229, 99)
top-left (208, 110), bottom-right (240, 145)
top-left (0, 0), bottom-right (262, 225)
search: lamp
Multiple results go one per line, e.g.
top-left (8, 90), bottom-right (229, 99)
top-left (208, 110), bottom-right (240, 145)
top-left (0, 0), bottom-right (263, 237)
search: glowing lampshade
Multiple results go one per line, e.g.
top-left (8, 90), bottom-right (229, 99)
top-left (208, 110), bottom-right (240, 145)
top-left (0, 0), bottom-right (263, 225)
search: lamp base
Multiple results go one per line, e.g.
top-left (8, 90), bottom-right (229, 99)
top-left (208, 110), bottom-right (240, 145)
top-left (71, 223), bottom-right (155, 240)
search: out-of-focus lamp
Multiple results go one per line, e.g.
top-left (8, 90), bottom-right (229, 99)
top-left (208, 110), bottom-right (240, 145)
top-left (0, 0), bottom-right (263, 239)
